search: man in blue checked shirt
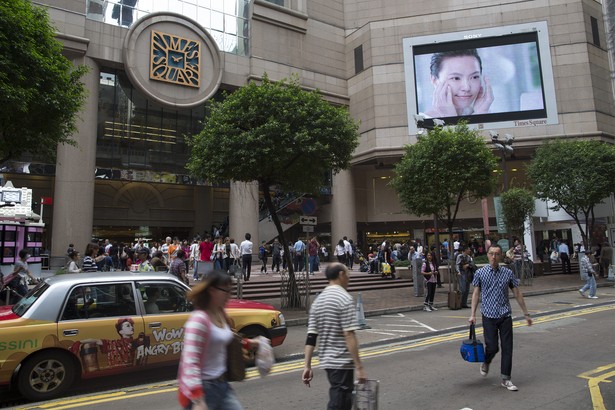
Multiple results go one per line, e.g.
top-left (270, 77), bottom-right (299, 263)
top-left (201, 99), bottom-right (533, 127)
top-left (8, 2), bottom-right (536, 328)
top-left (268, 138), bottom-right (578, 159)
top-left (469, 244), bottom-right (532, 392)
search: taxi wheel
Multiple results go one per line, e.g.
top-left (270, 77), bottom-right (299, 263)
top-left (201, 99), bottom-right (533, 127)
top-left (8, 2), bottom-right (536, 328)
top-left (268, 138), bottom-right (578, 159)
top-left (239, 325), bottom-right (268, 366)
top-left (17, 351), bottom-right (76, 401)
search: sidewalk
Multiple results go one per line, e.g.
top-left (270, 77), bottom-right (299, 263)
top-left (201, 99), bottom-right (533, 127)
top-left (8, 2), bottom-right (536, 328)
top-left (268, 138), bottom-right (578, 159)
top-left (249, 271), bottom-right (614, 326)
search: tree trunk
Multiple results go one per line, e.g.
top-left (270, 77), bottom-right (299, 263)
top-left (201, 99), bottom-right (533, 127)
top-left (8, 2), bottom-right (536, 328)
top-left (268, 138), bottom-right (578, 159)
top-left (262, 184), bottom-right (301, 308)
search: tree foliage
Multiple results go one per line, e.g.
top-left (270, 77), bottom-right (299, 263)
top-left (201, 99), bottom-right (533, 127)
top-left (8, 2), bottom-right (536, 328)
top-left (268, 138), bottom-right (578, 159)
top-left (188, 75), bottom-right (358, 192)
top-left (500, 188), bottom-right (535, 240)
top-left (188, 75), bottom-right (359, 307)
top-left (527, 139), bottom-right (615, 247)
top-left (391, 122), bottom-right (498, 232)
top-left (0, 0), bottom-right (88, 164)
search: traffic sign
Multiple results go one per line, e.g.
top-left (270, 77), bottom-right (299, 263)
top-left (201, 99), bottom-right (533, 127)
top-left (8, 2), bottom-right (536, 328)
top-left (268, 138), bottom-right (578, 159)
top-left (299, 215), bottom-right (317, 225)
top-left (303, 225), bottom-right (314, 233)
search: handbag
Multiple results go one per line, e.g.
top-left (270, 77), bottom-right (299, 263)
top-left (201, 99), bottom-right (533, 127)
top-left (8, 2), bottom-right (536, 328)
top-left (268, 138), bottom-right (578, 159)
top-left (225, 332), bottom-right (246, 381)
top-left (460, 323), bottom-right (485, 362)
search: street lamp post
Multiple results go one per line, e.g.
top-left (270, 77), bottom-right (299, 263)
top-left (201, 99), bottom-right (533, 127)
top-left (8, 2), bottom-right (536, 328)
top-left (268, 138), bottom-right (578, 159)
top-left (490, 131), bottom-right (514, 191)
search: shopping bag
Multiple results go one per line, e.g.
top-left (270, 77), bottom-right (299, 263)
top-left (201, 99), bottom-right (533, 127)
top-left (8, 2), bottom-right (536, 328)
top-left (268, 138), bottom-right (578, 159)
top-left (255, 336), bottom-right (274, 377)
top-left (353, 379), bottom-right (379, 410)
top-left (460, 323), bottom-right (485, 362)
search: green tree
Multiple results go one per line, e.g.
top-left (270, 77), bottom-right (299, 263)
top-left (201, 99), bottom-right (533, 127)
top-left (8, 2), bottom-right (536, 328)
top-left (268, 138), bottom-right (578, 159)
top-left (527, 140), bottom-right (615, 248)
top-left (500, 188), bottom-right (535, 241)
top-left (391, 122), bottom-right (498, 287)
top-left (187, 75), bottom-right (359, 307)
top-left (0, 0), bottom-right (87, 164)
top-left (500, 188), bottom-right (536, 284)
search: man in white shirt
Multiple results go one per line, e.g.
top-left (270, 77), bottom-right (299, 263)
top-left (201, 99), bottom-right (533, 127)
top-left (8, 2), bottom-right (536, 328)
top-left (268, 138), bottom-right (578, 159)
top-left (558, 240), bottom-right (571, 274)
top-left (240, 233), bottom-right (254, 281)
top-left (343, 237), bottom-right (352, 268)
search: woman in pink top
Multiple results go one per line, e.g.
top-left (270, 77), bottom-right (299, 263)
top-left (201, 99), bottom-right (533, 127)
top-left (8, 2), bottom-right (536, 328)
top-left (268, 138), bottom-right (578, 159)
top-left (422, 252), bottom-right (439, 312)
top-left (177, 271), bottom-right (259, 410)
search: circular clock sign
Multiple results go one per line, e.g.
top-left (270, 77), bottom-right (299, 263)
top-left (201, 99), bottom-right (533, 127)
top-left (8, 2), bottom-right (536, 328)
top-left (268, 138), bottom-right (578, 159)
top-left (123, 12), bottom-right (223, 108)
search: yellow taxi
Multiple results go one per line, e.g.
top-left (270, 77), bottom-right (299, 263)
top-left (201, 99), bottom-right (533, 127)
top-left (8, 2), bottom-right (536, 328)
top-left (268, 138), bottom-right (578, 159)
top-left (0, 272), bottom-right (286, 401)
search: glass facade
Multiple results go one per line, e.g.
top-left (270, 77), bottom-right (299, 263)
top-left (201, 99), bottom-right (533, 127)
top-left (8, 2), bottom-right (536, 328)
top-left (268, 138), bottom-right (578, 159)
top-left (97, 69), bottom-right (211, 183)
top-left (87, 0), bottom-right (250, 55)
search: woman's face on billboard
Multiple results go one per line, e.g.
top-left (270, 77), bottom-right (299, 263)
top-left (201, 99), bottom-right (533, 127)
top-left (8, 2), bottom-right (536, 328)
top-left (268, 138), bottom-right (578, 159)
top-left (431, 56), bottom-right (482, 115)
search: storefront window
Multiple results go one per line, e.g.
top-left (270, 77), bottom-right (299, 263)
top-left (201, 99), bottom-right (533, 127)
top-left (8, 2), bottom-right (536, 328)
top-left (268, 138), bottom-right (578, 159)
top-left (97, 69), bottom-right (209, 181)
top-left (86, 0), bottom-right (250, 55)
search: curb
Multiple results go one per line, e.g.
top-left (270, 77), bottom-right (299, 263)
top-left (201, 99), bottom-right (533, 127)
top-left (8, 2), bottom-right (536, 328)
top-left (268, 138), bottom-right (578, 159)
top-left (283, 282), bottom-right (614, 327)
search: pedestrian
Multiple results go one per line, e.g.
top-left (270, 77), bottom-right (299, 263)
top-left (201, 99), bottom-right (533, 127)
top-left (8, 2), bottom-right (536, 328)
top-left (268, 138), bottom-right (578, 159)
top-left (599, 241), bottom-right (612, 278)
top-left (170, 249), bottom-right (188, 285)
top-left (259, 241), bottom-right (269, 274)
top-left (302, 263), bottom-right (367, 410)
top-left (308, 236), bottom-right (320, 275)
top-left (293, 238), bottom-right (306, 272)
top-left (271, 238), bottom-right (282, 273)
top-left (422, 252), bottom-right (438, 311)
top-left (67, 251), bottom-right (81, 273)
top-left (177, 271), bottom-right (260, 410)
top-left (456, 246), bottom-right (473, 308)
top-left (579, 248), bottom-right (598, 299)
top-left (240, 233), bottom-right (253, 281)
top-left (469, 244), bottom-right (533, 391)
top-left (335, 239), bottom-right (347, 265)
top-left (558, 240), bottom-right (571, 274)
top-left (82, 242), bottom-right (100, 272)
top-left (212, 236), bottom-right (225, 270)
top-left (5, 249), bottom-right (38, 298)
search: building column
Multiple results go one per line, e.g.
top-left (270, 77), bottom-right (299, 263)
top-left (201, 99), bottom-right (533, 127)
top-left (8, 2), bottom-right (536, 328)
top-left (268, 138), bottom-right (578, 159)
top-left (51, 57), bottom-right (99, 260)
top-left (229, 181), bottom-right (259, 248)
top-left (331, 169), bottom-right (357, 252)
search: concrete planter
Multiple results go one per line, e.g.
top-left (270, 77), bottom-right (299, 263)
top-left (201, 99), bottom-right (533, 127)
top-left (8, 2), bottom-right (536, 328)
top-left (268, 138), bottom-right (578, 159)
top-left (396, 266), bottom-right (412, 279)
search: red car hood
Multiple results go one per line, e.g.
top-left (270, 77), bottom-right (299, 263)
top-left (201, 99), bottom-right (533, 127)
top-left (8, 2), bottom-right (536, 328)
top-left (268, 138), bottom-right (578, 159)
top-left (0, 305), bottom-right (19, 321)
top-left (225, 299), bottom-right (276, 311)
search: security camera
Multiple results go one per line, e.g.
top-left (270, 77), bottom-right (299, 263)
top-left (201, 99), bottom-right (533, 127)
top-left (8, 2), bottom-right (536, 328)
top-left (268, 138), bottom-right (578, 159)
top-left (505, 134), bottom-right (515, 144)
top-left (489, 130), bottom-right (499, 139)
top-left (433, 118), bottom-right (445, 126)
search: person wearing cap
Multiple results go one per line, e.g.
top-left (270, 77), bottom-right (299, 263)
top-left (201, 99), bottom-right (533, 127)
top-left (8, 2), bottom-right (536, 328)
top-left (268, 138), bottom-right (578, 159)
top-left (136, 247), bottom-right (154, 272)
top-left (579, 247), bottom-right (598, 299)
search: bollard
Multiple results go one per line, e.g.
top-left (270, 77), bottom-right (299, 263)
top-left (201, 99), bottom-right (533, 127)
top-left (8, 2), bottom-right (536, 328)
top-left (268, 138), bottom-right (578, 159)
top-left (356, 293), bottom-right (371, 329)
top-left (413, 258), bottom-right (424, 297)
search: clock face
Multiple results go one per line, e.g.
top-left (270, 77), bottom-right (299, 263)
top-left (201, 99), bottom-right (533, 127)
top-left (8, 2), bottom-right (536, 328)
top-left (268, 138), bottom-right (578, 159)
top-left (2, 191), bottom-right (21, 203)
top-left (150, 30), bottom-right (201, 88)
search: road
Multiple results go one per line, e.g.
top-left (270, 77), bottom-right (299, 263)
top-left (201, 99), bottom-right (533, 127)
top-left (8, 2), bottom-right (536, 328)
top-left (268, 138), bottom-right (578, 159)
top-left (9, 288), bottom-right (615, 410)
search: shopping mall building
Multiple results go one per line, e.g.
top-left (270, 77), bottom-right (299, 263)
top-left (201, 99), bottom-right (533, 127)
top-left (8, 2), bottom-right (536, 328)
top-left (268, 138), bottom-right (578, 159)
top-left (5, 0), bottom-right (615, 262)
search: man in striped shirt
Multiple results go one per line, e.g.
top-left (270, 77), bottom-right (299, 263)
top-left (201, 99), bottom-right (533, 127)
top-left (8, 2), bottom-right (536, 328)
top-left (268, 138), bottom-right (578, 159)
top-left (302, 263), bottom-right (366, 410)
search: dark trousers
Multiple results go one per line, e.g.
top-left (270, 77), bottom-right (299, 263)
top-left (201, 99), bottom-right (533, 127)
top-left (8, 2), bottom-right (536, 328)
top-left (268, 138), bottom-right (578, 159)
top-left (242, 254), bottom-right (252, 280)
top-left (482, 315), bottom-right (514, 379)
top-left (424, 281), bottom-right (436, 305)
top-left (294, 254), bottom-right (304, 272)
top-left (260, 255), bottom-right (268, 272)
top-left (325, 368), bottom-right (354, 410)
top-left (459, 272), bottom-right (471, 307)
top-left (560, 252), bottom-right (571, 274)
top-left (271, 255), bottom-right (281, 272)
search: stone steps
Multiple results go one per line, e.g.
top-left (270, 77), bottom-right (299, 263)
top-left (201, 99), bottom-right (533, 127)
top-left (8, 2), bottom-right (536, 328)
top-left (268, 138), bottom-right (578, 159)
top-left (231, 272), bottom-right (412, 299)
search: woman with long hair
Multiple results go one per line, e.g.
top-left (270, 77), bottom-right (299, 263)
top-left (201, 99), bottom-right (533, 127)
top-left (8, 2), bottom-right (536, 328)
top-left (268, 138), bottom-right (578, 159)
top-left (178, 270), bottom-right (259, 410)
top-left (422, 252), bottom-right (438, 311)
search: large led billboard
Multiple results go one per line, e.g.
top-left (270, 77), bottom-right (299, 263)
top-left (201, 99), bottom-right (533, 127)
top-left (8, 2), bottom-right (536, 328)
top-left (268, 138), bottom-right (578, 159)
top-left (403, 21), bottom-right (558, 133)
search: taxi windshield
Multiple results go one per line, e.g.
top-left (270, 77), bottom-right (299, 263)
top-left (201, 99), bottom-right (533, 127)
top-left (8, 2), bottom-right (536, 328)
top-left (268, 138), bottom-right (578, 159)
top-left (13, 282), bottom-right (49, 317)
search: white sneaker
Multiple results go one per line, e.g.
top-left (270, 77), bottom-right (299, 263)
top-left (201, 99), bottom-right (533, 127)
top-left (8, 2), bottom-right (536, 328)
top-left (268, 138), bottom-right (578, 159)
top-left (480, 362), bottom-right (489, 377)
top-left (501, 380), bottom-right (518, 391)
top-left (423, 305), bottom-right (433, 312)
top-left (429, 305), bottom-right (438, 311)
top-left (578, 289), bottom-right (585, 297)
top-left (588, 295), bottom-right (598, 299)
